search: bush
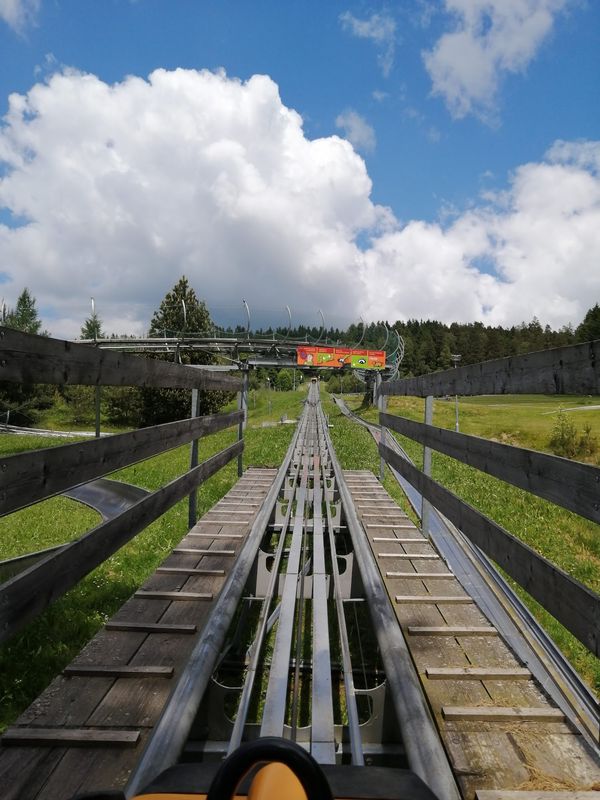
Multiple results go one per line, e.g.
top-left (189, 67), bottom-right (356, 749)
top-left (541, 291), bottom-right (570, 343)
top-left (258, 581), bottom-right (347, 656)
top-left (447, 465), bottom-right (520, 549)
top-left (549, 410), bottom-right (597, 460)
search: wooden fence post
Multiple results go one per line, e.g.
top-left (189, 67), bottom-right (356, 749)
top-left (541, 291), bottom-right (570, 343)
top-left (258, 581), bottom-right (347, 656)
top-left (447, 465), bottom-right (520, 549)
top-left (376, 372), bottom-right (386, 482)
top-left (421, 395), bottom-right (433, 536)
top-left (188, 388), bottom-right (201, 528)
top-left (238, 367), bottom-right (249, 477)
top-left (94, 387), bottom-right (101, 438)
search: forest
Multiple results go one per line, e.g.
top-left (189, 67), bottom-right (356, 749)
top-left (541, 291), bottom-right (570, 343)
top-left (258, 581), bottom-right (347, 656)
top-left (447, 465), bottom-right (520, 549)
top-left (2, 279), bottom-right (599, 428)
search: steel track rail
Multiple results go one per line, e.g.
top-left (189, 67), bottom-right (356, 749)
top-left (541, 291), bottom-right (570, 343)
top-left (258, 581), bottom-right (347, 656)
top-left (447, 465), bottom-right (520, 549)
top-left (125, 417), bottom-right (306, 797)
top-left (333, 395), bottom-right (600, 751)
top-left (319, 398), bottom-right (461, 800)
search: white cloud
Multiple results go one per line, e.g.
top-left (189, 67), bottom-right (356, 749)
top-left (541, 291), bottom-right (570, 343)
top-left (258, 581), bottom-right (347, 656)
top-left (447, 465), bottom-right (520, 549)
top-left (0, 69), bottom-right (381, 336)
top-left (358, 140), bottom-right (600, 329)
top-left (340, 11), bottom-right (397, 77)
top-left (335, 109), bottom-right (376, 154)
top-left (423, 0), bottom-right (570, 121)
top-left (0, 0), bottom-right (40, 33)
top-left (0, 68), bottom-right (598, 338)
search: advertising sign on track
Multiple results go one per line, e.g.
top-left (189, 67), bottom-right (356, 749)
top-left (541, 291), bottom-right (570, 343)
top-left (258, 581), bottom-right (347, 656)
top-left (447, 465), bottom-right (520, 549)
top-left (296, 346), bottom-right (386, 370)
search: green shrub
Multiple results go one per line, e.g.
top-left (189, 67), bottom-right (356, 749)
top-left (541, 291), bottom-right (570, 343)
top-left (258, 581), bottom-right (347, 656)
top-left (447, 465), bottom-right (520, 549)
top-left (549, 409), bottom-right (578, 458)
top-left (549, 410), bottom-right (598, 460)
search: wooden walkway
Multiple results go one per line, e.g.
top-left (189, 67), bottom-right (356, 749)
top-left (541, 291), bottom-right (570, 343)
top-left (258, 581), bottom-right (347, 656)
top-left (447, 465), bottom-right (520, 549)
top-left (0, 469), bottom-right (276, 800)
top-left (345, 470), bottom-right (600, 799)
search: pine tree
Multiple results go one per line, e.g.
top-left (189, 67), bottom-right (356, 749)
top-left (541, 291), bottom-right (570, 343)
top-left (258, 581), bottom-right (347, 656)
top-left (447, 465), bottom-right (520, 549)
top-left (149, 276), bottom-right (212, 339)
top-left (141, 277), bottom-right (231, 425)
top-left (81, 312), bottom-right (105, 340)
top-left (5, 288), bottom-right (47, 335)
top-left (576, 304), bottom-right (600, 343)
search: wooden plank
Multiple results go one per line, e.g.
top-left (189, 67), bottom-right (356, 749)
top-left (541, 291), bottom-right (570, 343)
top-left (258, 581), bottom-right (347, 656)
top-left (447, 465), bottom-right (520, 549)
top-left (366, 523), bottom-right (415, 529)
top-left (442, 706), bottom-right (565, 722)
top-left (0, 440), bottom-right (241, 644)
top-left (63, 665), bottom-right (174, 678)
top-left (134, 591), bottom-right (213, 600)
top-left (373, 537), bottom-right (425, 542)
top-left (381, 412), bottom-right (600, 525)
top-left (381, 339), bottom-right (600, 397)
top-left (396, 595), bottom-right (473, 604)
top-left (156, 567), bottom-right (225, 576)
top-left (104, 621), bottom-right (196, 633)
top-left (2, 728), bottom-right (140, 747)
top-left (187, 532), bottom-right (244, 539)
top-left (426, 668), bottom-right (531, 680)
top-left (387, 572), bottom-right (454, 578)
top-left (0, 410), bottom-right (242, 516)
top-left (378, 553), bottom-right (439, 559)
top-left (199, 509), bottom-right (254, 515)
top-left (380, 442), bottom-right (600, 657)
top-left (408, 626), bottom-right (498, 636)
top-left (0, 327), bottom-right (241, 391)
top-left (173, 548), bottom-right (235, 556)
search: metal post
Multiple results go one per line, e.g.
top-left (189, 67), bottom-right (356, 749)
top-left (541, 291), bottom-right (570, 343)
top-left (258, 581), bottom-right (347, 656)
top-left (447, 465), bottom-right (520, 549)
top-left (376, 372), bottom-right (386, 481)
top-left (421, 395), bottom-right (433, 536)
top-left (94, 386), bottom-right (101, 439)
top-left (188, 388), bottom-right (200, 528)
top-left (451, 353), bottom-right (461, 432)
top-left (238, 368), bottom-right (249, 477)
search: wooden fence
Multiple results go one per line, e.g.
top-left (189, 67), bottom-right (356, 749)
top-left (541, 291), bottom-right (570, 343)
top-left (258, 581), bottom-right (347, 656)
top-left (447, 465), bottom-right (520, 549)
top-left (377, 339), bottom-right (600, 657)
top-left (0, 327), bottom-right (244, 644)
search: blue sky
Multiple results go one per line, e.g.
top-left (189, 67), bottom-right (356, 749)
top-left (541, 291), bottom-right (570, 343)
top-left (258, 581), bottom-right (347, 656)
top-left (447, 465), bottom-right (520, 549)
top-left (0, 1), bottom-right (599, 336)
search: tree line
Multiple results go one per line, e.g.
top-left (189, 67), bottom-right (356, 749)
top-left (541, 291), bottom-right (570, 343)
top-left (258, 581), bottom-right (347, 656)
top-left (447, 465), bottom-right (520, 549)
top-left (1, 280), bottom-right (599, 427)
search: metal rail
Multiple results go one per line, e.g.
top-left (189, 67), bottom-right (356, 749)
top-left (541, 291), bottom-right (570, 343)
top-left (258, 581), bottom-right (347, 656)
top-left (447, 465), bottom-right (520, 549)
top-left (127, 385), bottom-right (470, 799)
top-left (319, 399), bottom-right (461, 800)
top-left (125, 421), bottom-right (304, 796)
top-left (333, 395), bottom-right (600, 750)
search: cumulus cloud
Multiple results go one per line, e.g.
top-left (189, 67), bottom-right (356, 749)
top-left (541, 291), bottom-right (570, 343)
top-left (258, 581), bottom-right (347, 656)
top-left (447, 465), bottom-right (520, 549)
top-left (423, 0), bottom-right (570, 121)
top-left (358, 139), bottom-right (600, 329)
top-left (0, 69), bottom-right (381, 336)
top-left (340, 11), bottom-right (397, 77)
top-left (335, 109), bottom-right (376, 154)
top-left (0, 0), bottom-right (40, 32)
top-left (0, 68), bottom-right (598, 338)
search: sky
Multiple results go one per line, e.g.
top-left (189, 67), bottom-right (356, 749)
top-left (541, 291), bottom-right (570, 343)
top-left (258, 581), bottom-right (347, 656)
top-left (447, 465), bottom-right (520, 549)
top-left (0, 0), bottom-right (599, 338)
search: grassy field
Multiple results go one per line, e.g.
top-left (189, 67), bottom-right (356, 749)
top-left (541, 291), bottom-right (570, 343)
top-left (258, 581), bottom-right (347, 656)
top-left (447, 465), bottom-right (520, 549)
top-left (0, 386), bottom-right (302, 730)
top-left (335, 390), bottom-right (600, 692)
top-left (1, 385), bottom-right (599, 730)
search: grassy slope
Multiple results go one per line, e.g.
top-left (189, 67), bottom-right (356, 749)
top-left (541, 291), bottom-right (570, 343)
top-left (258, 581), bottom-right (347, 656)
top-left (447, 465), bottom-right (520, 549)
top-left (0, 387), bottom-right (301, 730)
top-left (337, 391), bottom-right (600, 692)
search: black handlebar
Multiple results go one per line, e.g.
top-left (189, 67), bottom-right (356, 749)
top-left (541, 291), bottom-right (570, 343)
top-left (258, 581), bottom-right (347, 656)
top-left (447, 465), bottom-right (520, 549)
top-left (206, 737), bottom-right (334, 800)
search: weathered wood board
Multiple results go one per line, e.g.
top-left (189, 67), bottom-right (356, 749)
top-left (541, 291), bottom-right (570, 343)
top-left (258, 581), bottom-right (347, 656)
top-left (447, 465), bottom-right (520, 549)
top-left (0, 469), bottom-right (276, 800)
top-left (344, 470), bottom-right (600, 800)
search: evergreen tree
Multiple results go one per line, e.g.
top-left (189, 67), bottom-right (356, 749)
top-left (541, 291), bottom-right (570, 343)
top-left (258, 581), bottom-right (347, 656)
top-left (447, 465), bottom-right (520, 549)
top-left (81, 312), bottom-right (105, 340)
top-left (149, 276), bottom-right (212, 338)
top-left (0, 288), bottom-right (50, 421)
top-left (5, 288), bottom-right (47, 335)
top-left (141, 277), bottom-right (231, 425)
top-left (576, 304), bottom-right (600, 343)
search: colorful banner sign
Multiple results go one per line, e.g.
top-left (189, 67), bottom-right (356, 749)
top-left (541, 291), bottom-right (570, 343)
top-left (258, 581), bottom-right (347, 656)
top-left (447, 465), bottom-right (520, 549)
top-left (296, 346), bottom-right (386, 370)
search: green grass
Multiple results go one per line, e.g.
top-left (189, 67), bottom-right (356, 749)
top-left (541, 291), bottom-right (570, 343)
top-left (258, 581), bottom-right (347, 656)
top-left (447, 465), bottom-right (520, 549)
top-left (0, 396), bottom-right (297, 731)
top-left (2, 385), bottom-right (599, 730)
top-left (338, 391), bottom-right (600, 693)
